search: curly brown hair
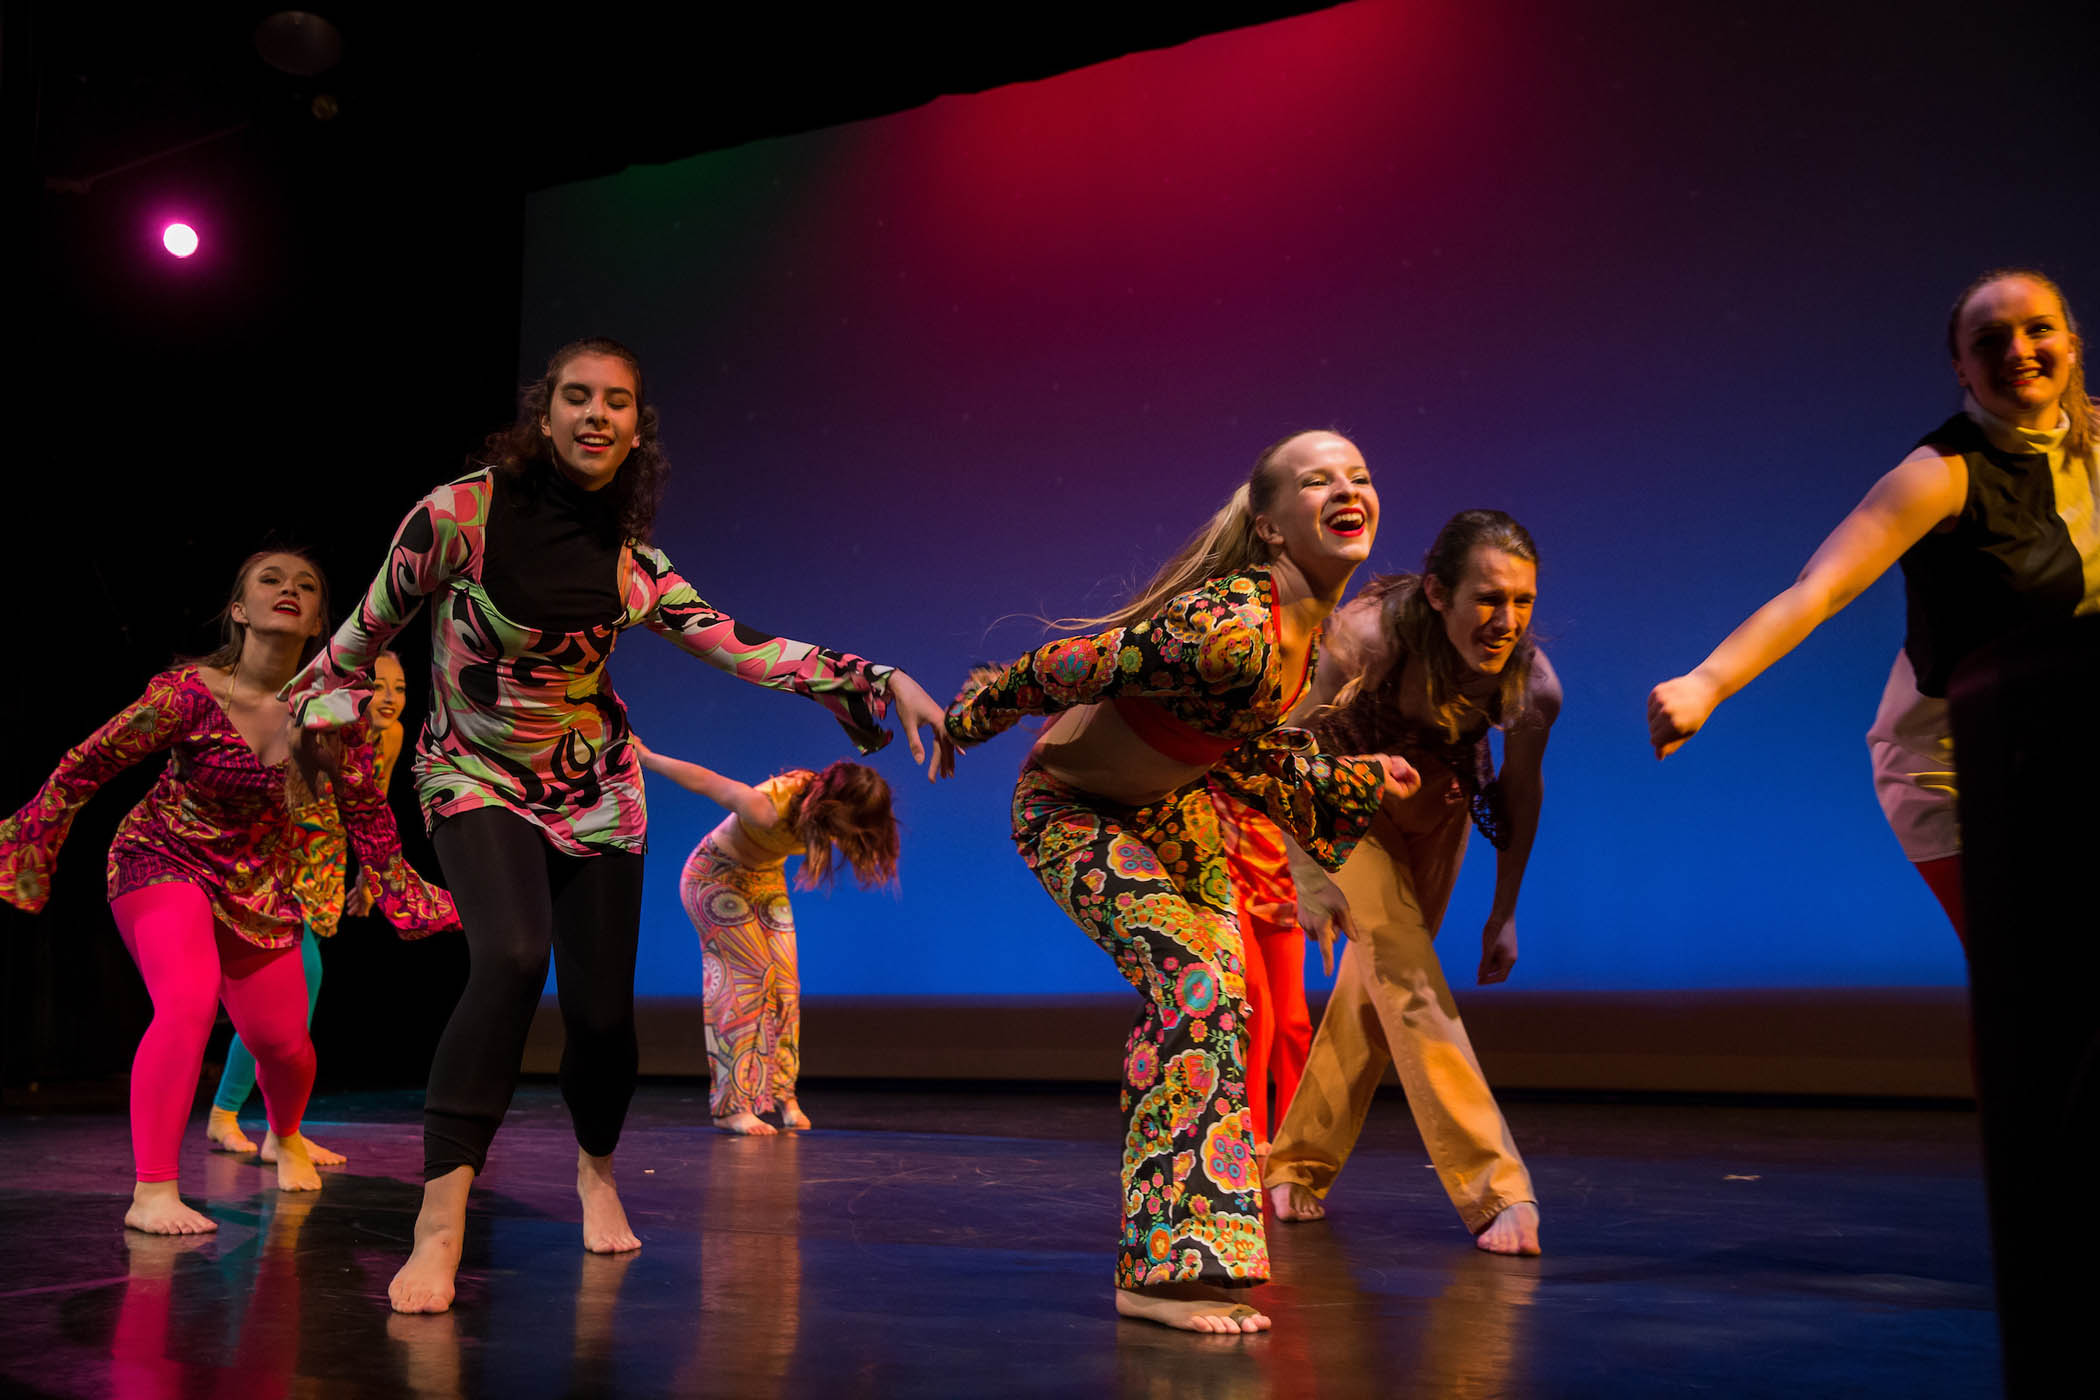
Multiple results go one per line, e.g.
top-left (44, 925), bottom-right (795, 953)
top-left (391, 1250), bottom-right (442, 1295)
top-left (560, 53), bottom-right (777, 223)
top-left (480, 336), bottom-right (669, 542)
top-left (787, 761), bottom-right (900, 891)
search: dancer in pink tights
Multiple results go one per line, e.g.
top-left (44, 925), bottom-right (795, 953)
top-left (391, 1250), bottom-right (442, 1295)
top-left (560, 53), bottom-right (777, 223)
top-left (0, 549), bottom-right (457, 1233)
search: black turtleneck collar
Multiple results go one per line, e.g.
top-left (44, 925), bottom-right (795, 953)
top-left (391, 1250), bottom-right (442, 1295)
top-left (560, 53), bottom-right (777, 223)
top-left (480, 463), bottom-right (626, 633)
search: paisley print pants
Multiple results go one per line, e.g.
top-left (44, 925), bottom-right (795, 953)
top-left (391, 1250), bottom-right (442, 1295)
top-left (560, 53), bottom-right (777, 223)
top-left (680, 840), bottom-right (800, 1119)
top-left (1012, 762), bottom-right (1266, 1289)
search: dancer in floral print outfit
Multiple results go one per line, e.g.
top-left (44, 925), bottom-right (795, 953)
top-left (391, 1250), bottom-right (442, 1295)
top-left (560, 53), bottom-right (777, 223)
top-left (0, 550), bottom-right (455, 1235)
top-left (945, 431), bottom-right (1417, 1334)
top-left (287, 338), bottom-right (953, 1314)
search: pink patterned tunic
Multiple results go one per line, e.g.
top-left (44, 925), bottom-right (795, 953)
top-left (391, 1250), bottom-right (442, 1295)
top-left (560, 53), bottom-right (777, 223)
top-left (285, 471), bottom-right (894, 855)
top-left (0, 667), bottom-right (456, 947)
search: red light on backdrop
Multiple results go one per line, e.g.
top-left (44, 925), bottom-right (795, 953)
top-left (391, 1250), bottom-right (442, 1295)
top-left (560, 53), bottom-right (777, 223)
top-left (162, 223), bottom-right (199, 258)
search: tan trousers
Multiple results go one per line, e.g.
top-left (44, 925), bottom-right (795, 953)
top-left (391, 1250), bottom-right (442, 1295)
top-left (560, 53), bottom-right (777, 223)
top-left (1265, 785), bottom-right (1533, 1232)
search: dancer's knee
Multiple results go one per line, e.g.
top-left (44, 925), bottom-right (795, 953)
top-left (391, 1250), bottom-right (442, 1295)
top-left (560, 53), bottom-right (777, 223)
top-left (483, 936), bottom-right (555, 985)
top-left (244, 1022), bottom-right (316, 1073)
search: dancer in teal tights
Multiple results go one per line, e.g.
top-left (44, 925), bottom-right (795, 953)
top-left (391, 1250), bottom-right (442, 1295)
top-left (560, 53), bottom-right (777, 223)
top-left (205, 652), bottom-right (410, 1165)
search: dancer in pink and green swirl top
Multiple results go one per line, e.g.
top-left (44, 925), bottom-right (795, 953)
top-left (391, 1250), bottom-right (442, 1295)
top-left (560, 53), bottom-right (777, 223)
top-left (286, 336), bottom-right (955, 1314)
top-left (943, 430), bottom-right (1420, 1335)
top-left (0, 549), bottom-right (457, 1236)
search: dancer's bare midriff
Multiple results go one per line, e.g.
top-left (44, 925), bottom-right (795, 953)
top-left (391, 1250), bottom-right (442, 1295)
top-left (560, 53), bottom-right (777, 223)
top-left (1029, 704), bottom-right (1212, 807)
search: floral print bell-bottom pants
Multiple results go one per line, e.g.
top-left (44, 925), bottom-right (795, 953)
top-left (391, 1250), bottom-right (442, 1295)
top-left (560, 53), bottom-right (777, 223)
top-left (1012, 761), bottom-right (1267, 1289)
top-left (679, 839), bottom-right (800, 1119)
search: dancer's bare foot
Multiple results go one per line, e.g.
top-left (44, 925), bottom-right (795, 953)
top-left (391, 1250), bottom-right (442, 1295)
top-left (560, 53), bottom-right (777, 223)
top-left (1267, 1181), bottom-right (1325, 1222)
top-left (1474, 1202), bottom-right (1541, 1256)
top-left (390, 1166), bottom-right (472, 1314)
top-left (713, 1111), bottom-right (776, 1136)
top-left (780, 1100), bottom-right (812, 1131)
top-left (125, 1180), bottom-right (218, 1235)
top-left (262, 1129), bottom-right (345, 1166)
top-left (1115, 1283), bottom-right (1271, 1334)
top-left (577, 1150), bottom-right (641, 1254)
top-left (206, 1107), bottom-right (258, 1154)
top-left (272, 1133), bottom-right (323, 1192)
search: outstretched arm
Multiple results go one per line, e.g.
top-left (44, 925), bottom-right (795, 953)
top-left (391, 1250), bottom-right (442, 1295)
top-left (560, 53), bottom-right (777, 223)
top-left (1648, 448), bottom-right (1967, 758)
top-left (946, 573), bottom-right (1271, 747)
top-left (285, 478), bottom-right (481, 729)
top-left (0, 671), bottom-right (205, 912)
top-left (1479, 653), bottom-right (1561, 985)
top-left (634, 546), bottom-right (955, 779)
top-left (630, 737), bottom-right (777, 831)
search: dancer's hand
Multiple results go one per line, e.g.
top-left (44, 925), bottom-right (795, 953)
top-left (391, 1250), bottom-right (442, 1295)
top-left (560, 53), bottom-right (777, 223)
top-left (346, 870), bottom-right (375, 917)
top-left (1296, 872), bottom-right (1358, 978)
top-left (1478, 913), bottom-right (1518, 984)
top-left (297, 727), bottom-right (346, 776)
top-left (1647, 673), bottom-right (1718, 759)
top-left (886, 670), bottom-right (958, 780)
top-left (1377, 754), bottom-right (1422, 813)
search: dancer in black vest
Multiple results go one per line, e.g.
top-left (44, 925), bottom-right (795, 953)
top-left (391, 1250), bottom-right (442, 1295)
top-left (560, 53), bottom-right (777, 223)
top-left (1647, 267), bottom-right (2097, 940)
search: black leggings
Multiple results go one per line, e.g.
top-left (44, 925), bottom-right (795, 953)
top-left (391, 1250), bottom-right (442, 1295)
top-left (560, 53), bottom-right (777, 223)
top-left (424, 807), bottom-right (646, 1179)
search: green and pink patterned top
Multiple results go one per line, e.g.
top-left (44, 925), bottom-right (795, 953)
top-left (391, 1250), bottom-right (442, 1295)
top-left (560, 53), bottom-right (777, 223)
top-left (285, 470), bottom-right (894, 856)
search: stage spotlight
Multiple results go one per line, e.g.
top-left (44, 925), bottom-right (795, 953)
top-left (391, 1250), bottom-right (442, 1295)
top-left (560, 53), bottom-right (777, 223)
top-left (162, 223), bottom-right (199, 258)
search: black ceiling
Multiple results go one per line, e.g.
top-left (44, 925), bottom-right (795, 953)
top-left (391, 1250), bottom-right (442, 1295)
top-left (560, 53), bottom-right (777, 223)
top-left (22, 4), bottom-right (1337, 197)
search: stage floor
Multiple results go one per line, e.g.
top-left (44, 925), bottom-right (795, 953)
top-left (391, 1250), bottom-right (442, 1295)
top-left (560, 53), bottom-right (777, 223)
top-left (0, 1085), bottom-right (1998, 1398)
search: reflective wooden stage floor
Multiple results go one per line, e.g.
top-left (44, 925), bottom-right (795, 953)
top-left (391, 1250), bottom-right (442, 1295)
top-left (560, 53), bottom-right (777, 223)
top-left (0, 1085), bottom-right (1998, 1398)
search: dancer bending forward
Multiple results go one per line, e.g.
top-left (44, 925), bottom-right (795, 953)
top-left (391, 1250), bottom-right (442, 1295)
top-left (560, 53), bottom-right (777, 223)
top-left (289, 337), bottom-right (951, 1313)
top-left (1265, 510), bottom-right (1557, 1256)
top-left (639, 741), bottom-right (899, 1135)
top-left (946, 431), bottom-right (1416, 1334)
top-left (1649, 268), bottom-right (2097, 940)
top-left (206, 651), bottom-right (412, 1165)
top-left (0, 551), bottom-right (454, 1233)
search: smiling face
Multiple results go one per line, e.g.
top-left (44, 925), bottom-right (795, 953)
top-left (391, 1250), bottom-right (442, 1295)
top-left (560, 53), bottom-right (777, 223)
top-left (1953, 275), bottom-right (2076, 428)
top-left (228, 552), bottom-right (325, 648)
top-left (369, 653), bottom-right (407, 728)
top-left (539, 352), bottom-right (640, 490)
top-left (1254, 432), bottom-right (1379, 575)
top-left (1426, 545), bottom-right (1536, 675)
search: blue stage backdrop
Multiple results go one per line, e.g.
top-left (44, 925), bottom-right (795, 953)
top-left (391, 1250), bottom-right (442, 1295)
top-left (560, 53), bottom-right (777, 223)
top-left (514, 0), bottom-right (2092, 1001)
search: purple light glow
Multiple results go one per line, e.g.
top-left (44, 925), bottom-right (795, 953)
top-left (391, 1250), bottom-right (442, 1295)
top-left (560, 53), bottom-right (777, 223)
top-left (161, 223), bottom-right (199, 258)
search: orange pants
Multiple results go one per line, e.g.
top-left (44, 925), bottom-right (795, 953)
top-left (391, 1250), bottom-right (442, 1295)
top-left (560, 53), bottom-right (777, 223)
top-left (1214, 793), bottom-right (1312, 1144)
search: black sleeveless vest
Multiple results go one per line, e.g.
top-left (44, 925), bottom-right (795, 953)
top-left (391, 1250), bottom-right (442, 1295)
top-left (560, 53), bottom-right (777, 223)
top-left (1899, 413), bottom-right (2084, 698)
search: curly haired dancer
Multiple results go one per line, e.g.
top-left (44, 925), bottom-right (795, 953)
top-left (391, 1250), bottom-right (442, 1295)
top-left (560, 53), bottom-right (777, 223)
top-left (287, 338), bottom-right (952, 1312)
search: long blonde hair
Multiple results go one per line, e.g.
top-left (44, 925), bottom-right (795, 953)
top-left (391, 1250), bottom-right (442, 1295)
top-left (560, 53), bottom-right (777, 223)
top-left (1054, 431), bottom-right (1318, 631)
top-left (1947, 266), bottom-right (2095, 460)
